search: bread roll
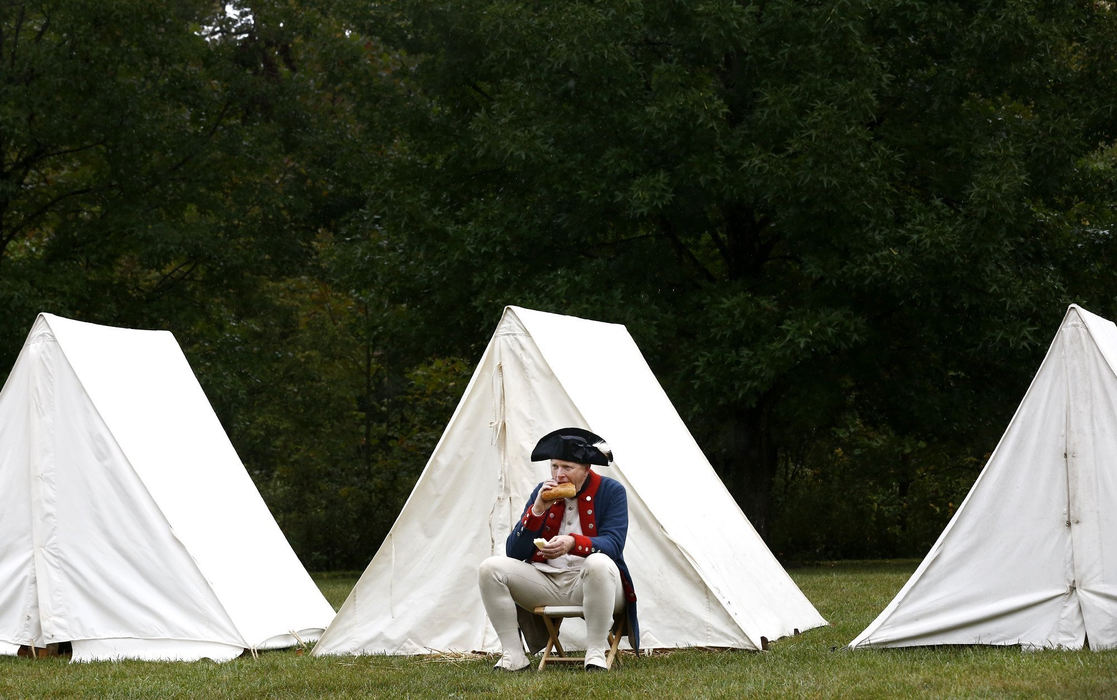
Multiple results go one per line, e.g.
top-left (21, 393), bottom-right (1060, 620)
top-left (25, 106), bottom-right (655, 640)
top-left (541, 482), bottom-right (577, 501)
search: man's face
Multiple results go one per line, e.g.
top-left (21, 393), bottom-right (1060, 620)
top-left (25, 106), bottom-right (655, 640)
top-left (551, 459), bottom-right (590, 489)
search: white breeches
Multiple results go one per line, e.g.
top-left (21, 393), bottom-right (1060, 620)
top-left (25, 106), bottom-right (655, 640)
top-left (478, 553), bottom-right (624, 667)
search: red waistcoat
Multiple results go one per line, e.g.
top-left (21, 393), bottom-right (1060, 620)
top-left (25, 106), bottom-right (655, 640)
top-left (521, 470), bottom-right (604, 563)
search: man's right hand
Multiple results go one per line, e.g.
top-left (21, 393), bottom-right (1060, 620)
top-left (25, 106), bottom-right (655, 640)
top-left (533, 480), bottom-right (559, 514)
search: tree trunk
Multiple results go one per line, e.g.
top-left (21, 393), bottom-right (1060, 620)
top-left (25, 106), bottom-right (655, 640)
top-left (713, 400), bottom-right (778, 541)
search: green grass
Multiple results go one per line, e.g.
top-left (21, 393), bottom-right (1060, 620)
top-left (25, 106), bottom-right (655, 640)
top-left (2, 561), bottom-right (1115, 698)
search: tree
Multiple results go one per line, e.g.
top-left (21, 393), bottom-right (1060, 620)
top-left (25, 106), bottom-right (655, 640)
top-left (339, 0), bottom-right (1117, 547)
top-left (0, 0), bottom-right (416, 567)
top-left (2, 0), bottom-right (1113, 567)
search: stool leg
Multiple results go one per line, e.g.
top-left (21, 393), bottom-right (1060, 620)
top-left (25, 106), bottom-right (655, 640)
top-left (537, 616), bottom-right (565, 670)
top-left (605, 615), bottom-right (626, 669)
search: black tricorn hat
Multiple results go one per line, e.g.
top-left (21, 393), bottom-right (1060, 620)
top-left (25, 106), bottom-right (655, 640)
top-left (530, 427), bottom-right (613, 466)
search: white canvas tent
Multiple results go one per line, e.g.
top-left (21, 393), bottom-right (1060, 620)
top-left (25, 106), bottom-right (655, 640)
top-left (313, 305), bottom-right (825, 657)
top-left (851, 304), bottom-right (1117, 650)
top-left (0, 314), bottom-right (336, 662)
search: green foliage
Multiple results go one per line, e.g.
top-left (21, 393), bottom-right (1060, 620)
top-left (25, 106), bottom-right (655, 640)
top-left (770, 420), bottom-right (983, 560)
top-left (184, 260), bottom-right (471, 570)
top-left (0, 0), bottom-right (1114, 566)
top-left (340, 0), bottom-right (1116, 547)
top-left (0, 0), bottom-right (421, 568)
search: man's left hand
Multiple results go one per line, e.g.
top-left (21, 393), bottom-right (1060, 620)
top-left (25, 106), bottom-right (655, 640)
top-left (538, 535), bottom-right (575, 559)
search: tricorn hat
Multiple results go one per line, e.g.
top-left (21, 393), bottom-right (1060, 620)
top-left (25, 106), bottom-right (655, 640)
top-left (530, 427), bottom-right (613, 466)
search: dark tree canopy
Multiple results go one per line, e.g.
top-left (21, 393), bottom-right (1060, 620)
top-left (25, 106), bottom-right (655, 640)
top-left (342, 0), bottom-right (1117, 551)
top-left (0, 0), bottom-right (1114, 566)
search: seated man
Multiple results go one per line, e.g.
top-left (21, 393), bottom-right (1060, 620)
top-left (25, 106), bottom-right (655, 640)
top-left (479, 427), bottom-right (639, 671)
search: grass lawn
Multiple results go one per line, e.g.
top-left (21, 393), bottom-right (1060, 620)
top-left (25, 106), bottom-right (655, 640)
top-left (2, 560), bottom-right (1115, 698)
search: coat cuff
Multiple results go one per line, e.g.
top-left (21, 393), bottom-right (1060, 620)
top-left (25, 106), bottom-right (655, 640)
top-left (520, 507), bottom-right (545, 530)
top-left (570, 534), bottom-right (594, 557)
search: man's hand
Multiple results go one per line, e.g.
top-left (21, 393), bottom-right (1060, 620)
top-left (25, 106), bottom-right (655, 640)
top-left (533, 479), bottom-right (559, 514)
top-left (536, 535), bottom-right (575, 559)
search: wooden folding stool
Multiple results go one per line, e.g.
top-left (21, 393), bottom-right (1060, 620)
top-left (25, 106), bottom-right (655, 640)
top-left (532, 604), bottom-right (628, 670)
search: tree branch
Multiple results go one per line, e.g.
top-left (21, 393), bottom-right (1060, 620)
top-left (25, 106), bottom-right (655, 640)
top-left (659, 215), bottom-right (717, 282)
top-left (144, 258), bottom-right (201, 300)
